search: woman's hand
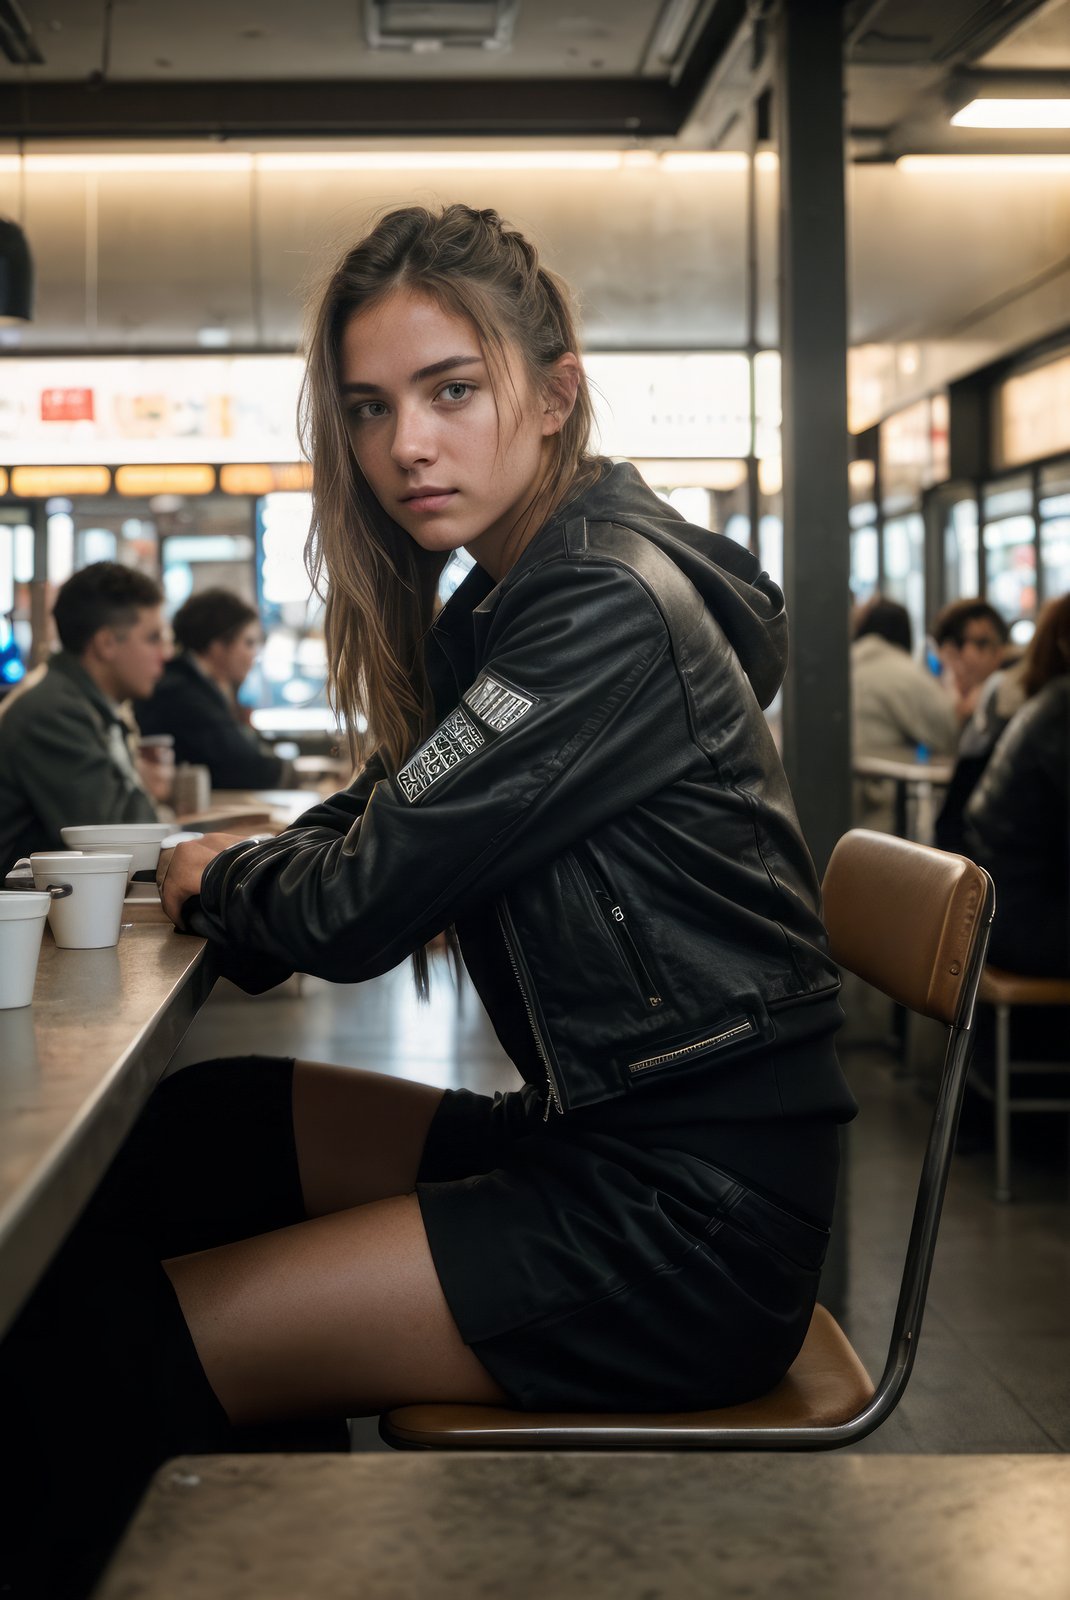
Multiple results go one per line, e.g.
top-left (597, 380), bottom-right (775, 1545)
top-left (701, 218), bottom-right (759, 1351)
top-left (158, 832), bottom-right (250, 928)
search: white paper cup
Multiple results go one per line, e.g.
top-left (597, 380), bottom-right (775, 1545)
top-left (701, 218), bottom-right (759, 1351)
top-left (29, 852), bottom-right (134, 949)
top-left (0, 891), bottom-right (52, 1008)
top-left (60, 823), bottom-right (174, 880)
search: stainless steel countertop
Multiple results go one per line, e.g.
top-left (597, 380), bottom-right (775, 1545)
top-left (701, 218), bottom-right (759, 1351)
top-left (0, 920), bottom-right (214, 1337)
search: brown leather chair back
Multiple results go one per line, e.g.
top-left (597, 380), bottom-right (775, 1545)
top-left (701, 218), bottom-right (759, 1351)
top-left (823, 829), bottom-right (989, 1025)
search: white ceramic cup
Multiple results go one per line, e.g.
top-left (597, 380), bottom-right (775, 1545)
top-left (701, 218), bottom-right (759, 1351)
top-left (0, 890), bottom-right (52, 1008)
top-left (28, 851), bottom-right (134, 949)
top-left (60, 823), bottom-right (175, 881)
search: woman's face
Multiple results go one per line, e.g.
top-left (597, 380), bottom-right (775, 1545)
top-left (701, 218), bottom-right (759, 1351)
top-left (339, 287), bottom-right (571, 579)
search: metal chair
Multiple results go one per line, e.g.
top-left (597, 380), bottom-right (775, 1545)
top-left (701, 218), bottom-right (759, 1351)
top-left (381, 830), bottom-right (994, 1451)
top-left (973, 966), bottom-right (1070, 1202)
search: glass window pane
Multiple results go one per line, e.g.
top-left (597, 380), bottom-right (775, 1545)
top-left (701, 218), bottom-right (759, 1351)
top-left (1039, 459), bottom-right (1070, 601)
top-left (942, 494), bottom-right (979, 600)
top-left (983, 474), bottom-right (1037, 625)
top-left (883, 513), bottom-right (925, 654)
top-left (850, 526), bottom-right (879, 605)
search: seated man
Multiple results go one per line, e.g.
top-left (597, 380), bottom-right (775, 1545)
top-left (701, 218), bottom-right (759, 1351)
top-left (0, 562), bottom-right (167, 875)
top-left (850, 595), bottom-right (958, 833)
top-left (135, 588), bottom-right (292, 791)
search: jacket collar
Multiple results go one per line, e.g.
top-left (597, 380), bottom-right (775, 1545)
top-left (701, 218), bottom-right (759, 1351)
top-left (49, 650), bottom-right (127, 727)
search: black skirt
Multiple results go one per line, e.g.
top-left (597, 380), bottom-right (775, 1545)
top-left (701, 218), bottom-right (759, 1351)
top-left (417, 1081), bottom-right (838, 1412)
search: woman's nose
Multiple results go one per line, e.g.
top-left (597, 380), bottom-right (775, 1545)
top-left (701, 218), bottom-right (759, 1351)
top-left (390, 404), bottom-right (436, 469)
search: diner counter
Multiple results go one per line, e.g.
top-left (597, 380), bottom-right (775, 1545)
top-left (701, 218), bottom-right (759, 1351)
top-left (95, 1452), bottom-right (1070, 1599)
top-left (0, 920), bottom-right (214, 1338)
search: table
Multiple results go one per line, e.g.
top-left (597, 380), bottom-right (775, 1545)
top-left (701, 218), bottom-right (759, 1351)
top-left (177, 786), bottom-right (335, 835)
top-left (852, 754), bottom-right (953, 843)
top-left (94, 1453), bottom-right (1069, 1599)
top-left (0, 920), bottom-right (214, 1338)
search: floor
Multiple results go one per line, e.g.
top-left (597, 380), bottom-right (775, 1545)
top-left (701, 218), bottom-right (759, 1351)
top-left (172, 958), bottom-right (1070, 1455)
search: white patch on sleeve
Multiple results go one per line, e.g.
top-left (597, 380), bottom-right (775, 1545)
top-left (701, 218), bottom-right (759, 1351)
top-left (464, 673), bottom-right (536, 732)
top-left (396, 708), bottom-right (485, 802)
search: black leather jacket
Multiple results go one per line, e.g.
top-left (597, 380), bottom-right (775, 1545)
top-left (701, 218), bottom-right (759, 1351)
top-left (965, 675), bottom-right (1070, 976)
top-left (193, 464), bottom-right (844, 1116)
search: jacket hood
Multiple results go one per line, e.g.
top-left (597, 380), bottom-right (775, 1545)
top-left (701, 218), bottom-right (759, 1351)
top-left (545, 461), bottom-right (788, 709)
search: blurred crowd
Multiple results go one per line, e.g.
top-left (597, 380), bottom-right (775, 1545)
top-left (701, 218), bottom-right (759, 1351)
top-left (0, 563), bottom-right (296, 878)
top-left (851, 588), bottom-right (1070, 980)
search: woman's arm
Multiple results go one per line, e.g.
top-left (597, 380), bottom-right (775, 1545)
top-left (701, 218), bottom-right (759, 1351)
top-left (181, 560), bottom-right (698, 982)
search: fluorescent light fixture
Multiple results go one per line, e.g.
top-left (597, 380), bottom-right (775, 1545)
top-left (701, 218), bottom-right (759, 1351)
top-left (0, 148), bottom-right (755, 178)
top-left (256, 150), bottom-right (622, 171)
top-left (951, 98), bottom-right (1070, 129)
top-left (196, 327), bottom-right (232, 348)
top-left (897, 154), bottom-right (1070, 173)
top-left (649, 0), bottom-right (701, 67)
top-left (0, 153), bottom-right (255, 174)
top-left (659, 152), bottom-right (748, 173)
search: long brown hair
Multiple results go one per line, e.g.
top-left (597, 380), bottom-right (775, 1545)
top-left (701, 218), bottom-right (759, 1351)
top-left (1022, 593), bottom-right (1070, 698)
top-left (300, 204), bottom-right (599, 775)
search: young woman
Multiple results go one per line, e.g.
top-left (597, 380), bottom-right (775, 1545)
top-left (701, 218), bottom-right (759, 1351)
top-left (2, 205), bottom-right (855, 1598)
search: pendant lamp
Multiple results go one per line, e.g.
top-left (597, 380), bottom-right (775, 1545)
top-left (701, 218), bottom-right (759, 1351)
top-left (0, 215), bottom-right (34, 322)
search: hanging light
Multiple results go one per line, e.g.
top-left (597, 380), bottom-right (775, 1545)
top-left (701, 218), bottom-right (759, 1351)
top-left (0, 215), bottom-right (33, 322)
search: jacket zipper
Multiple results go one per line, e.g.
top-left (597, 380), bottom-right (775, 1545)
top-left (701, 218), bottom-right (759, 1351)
top-left (497, 901), bottom-right (563, 1119)
top-left (578, 849), bottom-right (663, 1009)
top-left (628, 1018), bottom-right (757, 1075)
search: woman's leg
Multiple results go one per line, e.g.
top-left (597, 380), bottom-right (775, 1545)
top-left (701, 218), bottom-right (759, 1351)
top-left (291, 1059), bottom-right (446, 1216)
top-left (166, 1192), bottom-right (508, 1424)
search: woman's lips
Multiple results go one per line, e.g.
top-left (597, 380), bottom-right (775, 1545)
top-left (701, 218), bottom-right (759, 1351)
top-left (402, 489), bottom-right (457, 514)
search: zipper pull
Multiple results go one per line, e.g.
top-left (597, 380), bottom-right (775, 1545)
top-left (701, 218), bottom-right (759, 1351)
top-left (610, 904), bottom-right (625, 922)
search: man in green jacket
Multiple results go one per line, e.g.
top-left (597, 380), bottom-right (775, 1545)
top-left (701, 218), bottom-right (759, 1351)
top-left (0, 562), bottom-right (169, 874)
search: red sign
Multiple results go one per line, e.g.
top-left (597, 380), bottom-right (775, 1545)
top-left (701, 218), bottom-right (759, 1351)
top-left (40, 387), bottom-right (95, 423)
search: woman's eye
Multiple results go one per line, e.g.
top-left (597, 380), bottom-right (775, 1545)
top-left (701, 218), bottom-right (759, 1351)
top-left (348, 400), bottom-right (388, 422)
top-left (439, 382), bottom-right (473, 404)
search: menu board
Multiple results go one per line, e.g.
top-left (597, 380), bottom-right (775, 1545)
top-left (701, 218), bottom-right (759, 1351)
top-left (0, 355), bottom-right (303, 465)
top-left (0, 350), bottom-right (776, 468)
top-left (994, 351), bottom-right (1070, 471)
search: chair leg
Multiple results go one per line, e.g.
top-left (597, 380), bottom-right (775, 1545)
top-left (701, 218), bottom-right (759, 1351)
top-left (994, 1002), bottom-right (1012, 1203)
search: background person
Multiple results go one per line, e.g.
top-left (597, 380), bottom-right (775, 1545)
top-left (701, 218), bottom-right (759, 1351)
top-left (2, 205), bottom-right (855, 1598)
top-left (850, 594), bottom-right (958, 832)
top-left (136, 588), bottom-right (293, 791)
top-left (966, 593), bottom-right (1070, 978)
top-left (930, 597), bottom-right (1010, 726)
top-left (0, 562), bottom-right (166, 875)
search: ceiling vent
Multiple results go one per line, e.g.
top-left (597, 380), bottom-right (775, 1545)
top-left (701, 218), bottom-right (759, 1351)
top-left (363, 1), bottom-right (520, 52)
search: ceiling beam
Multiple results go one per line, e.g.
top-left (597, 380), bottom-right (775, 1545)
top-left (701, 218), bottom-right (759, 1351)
top-left (0, 76), bottom-right (686, 140)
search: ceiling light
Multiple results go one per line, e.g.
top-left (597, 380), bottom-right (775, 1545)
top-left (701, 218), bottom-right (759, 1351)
top-left (897, 155), bottom-right (1070, 173)
top-left (951, 98), bottom-right (1070, 129)
top-left (659, 152), bottom-right (748, 173)
top-left (648, 0), bottom-right (703, 69)
top-left (257, 151), bottom-right (623, 171)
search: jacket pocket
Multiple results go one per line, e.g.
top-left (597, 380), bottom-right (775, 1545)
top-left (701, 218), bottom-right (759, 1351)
top-left (572, 846), bottom-right (663, 1010)
top-left (627, 1014), bottom-right (760, 1077)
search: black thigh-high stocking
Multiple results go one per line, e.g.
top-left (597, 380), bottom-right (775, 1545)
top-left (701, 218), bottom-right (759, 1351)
top-left (0, 1056), bottom-right (348, 1600)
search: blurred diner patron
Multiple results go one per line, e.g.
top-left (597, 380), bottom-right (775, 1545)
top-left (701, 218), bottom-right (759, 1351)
top-left (136, 588), bottom-right (293, 791)
top-left (931, 598), bottom-right (1010, 725)
top-left (851, 595), bottom-right (958, 830)
top-left (965, 593), bottom-right (1070, 977)
top-left (0, 562), bottom-right (166, 875)
top-left (933, 652), bottom-right (1028, 855)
